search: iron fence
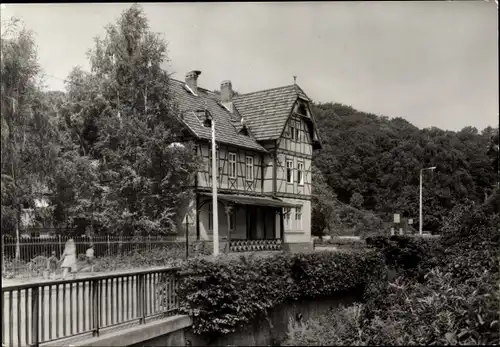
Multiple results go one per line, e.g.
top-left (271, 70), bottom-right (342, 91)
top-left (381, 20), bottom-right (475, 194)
top-left (1, 235), bottom-right (208, 279)
top-left (1, 267), bottom-right (180, 347)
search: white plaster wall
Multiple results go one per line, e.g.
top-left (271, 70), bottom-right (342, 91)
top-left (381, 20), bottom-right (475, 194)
top-left (281, 198), bottom-right (311, 243)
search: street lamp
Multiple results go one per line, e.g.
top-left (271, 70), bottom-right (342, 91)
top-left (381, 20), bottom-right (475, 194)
top-left (419, 166), bottom-right (436, 235)
top-left (203, 113), bottom-right (219, 256)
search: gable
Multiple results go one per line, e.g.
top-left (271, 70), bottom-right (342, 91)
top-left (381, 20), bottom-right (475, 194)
top-left (279, 98), bottom-right (322, 149)
top-left (233, 85), bottom-right (309, 141)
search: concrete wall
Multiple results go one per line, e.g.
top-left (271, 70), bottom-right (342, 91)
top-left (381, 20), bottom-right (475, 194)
top-left (66, 292), bottom-right (360, 347)
top-left (185, 290), bottom-right (362, 346)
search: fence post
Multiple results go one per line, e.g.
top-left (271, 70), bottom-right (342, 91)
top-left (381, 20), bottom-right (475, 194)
top-left (58, 235), bottom-right (62, 257)
top-left (107, 236), bottom-right (110, 257)
top-left (92, 279), bottom-right (100, 337)
top-left (31, 286), bottom-right (40, 347)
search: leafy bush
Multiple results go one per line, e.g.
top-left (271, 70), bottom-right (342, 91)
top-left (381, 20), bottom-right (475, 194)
top-left (289, 190), bottom-right (500, 346)
top-left (366, 235), bottom-right (442, 278)
top-left (314, 237), bottom-right (366, 249)
top-left (283, 303), bottom-right (366, 346)
top-left (177, 250), bottom-right (386, 336)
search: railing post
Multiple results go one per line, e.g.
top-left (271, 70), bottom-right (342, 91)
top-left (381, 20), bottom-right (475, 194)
top-left (92, 279), bottom-right (100, 337)
top-left (138, 274), bottom-right (146, 324)
top-left (31, 286), bottom-right (40, 347)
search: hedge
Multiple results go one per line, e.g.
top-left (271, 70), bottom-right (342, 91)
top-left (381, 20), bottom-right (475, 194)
top-left (177, 250), bottom-right (386, 336)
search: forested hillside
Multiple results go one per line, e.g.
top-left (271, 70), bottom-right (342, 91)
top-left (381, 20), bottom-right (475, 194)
top-left (311, 102), bottom-right (498, 234)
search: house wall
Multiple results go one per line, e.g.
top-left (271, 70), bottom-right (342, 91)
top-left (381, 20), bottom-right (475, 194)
top-left (196, 142), bottom-right (272, 194)
top-left (275, 113), bottom-right (313, 198)
top-left (278, 198), bottom-right (311, 243)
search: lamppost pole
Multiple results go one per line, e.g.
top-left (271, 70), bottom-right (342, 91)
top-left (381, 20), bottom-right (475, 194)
top-left (211, 119), bottom-right (219, 256)
top-left (419, 166), bottom-right (436, 235)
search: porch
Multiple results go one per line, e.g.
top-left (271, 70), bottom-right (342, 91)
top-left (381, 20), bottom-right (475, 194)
top-left (196, 193), bottom-right (300, 253)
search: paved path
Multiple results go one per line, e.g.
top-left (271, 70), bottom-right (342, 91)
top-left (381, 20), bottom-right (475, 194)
top-left (2, 269), bottom-right (178, 347)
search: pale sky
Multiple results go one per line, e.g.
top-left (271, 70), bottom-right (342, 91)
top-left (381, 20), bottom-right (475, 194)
top-left (1, 2), bottom-right (498, 131)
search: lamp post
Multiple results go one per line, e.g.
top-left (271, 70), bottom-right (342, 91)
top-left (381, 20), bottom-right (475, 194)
top-left (204, 114), bottom-right (218, 256)
top-left (419, 166), bottom-right (436, 235)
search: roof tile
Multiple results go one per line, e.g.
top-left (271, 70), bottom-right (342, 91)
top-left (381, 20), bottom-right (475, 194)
top-left (170, 79), bottom-right (266, 152)
top-left (233, 84), bottom-right (309, 141)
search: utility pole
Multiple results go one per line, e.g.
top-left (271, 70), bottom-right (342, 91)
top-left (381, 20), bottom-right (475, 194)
top-left (211, 120), bottom-right (219, 256)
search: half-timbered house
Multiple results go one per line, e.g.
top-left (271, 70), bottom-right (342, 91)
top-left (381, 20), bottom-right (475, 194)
top-left (172, 70), bottom-right (321, 252)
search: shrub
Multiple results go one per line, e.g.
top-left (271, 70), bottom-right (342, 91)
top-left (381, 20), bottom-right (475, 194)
top-left (366, 235), bottom-right (443, 278)
top-left (177, 250), bottom-right (386, 336)
top-left (314, 237), bottom-right (366, 249)
top-left (283, 303), bottom-right (366, 346)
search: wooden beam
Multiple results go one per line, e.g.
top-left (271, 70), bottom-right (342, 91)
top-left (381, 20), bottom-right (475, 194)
top-left (279, 208), bottom-right (284, 243)
top-left (225, 205), bottom-right (233, 254)
top-left (272, 142), bottom-right (277, 196)
top-left (263, 207), bottom-right (267, 239)
top-left (273, 208), bottom-right (277, 239)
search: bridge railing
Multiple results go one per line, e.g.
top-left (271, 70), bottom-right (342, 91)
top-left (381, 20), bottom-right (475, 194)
top-left (1, 267), bottom-right (180, 347)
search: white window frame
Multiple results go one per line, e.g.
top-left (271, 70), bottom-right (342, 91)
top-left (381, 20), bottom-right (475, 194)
top-left (297, 162), bottom-right (304, 185)
top-left (245, 156), bottom-right (254, 181)
top-left (286, 160), bottom-right (294, 183)
top-left (284, 208), bottom-right (292, 229)
top-left (228, 152), bottom-right (237, 178)
top-left (295, 206), bottom-right (303, 229)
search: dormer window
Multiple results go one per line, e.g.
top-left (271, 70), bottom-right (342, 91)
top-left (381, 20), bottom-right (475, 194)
top-left (195, 109), bottom-right (212, 128)
top-left (239, 125), bottom-right (249, 136)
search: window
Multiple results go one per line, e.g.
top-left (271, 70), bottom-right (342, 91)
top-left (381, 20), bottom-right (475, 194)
top-left (284, 208), bottom-right (292, 229)
top-left (208, 203), bottom-right (213, 231)
top-left (208, 149), bottom-right (219, 177)
top-left (286, 160), bottom-right (293, 183)
top-left (245, 156), bottom-right (254, 180)
top-left (297, 162), bottom-right (304, 185)
top-left (228, 152), bottom-right (237, 178)
top-left (295, 206), bottom-right (302, 229)
top-left (289, 123), bottom-right (295, 140)
top-left (295, 127), bottom-right (300, 142)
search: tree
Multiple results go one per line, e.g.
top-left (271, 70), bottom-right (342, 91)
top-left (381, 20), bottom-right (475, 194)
top-left (1, 18), bottom-right (59, 256)
top-left (311, 165), bottom-right (338, 237)
top-left (58, 4), bottom-right (200, 236)
top-left (312, 101), bottom-right (497, 233)
top-left (350, 192), bottom-right (364, 209)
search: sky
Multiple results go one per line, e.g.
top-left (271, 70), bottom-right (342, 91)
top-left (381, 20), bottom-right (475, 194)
top-left (1, 2), bottom-right (498, 131)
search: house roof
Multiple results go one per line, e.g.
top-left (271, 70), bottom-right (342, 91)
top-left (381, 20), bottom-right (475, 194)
top-left (233, 84), bottom-right (310, 141)
top-left (169, 79), bottom-right (267, 153)
top-left (200, 192), bottom-right (302, 208)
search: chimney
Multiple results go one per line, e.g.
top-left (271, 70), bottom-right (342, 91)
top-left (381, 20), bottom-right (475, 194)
top-left (185, 70), bottom-right (201, 94)
top-left (220, 80), bottom-right (233, 113)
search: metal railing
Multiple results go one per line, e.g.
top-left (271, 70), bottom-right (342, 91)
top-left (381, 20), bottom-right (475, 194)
top-left (229, 239), bottom-right (283, 252)
top-left (1, 267), bottom-right (180, 347)
top-left (2, 235), bottom-right (189, 279)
